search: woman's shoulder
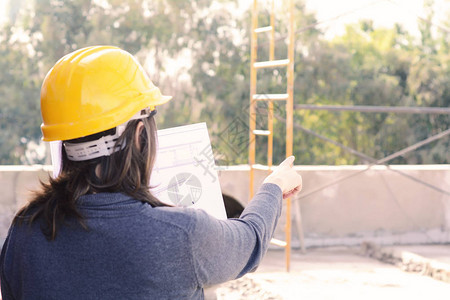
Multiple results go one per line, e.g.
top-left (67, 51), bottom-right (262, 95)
top-left (145, 205), bottom-right (214, 233)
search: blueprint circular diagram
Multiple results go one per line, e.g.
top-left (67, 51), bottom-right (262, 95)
top-left (167, 173), bottom-right (202, 207)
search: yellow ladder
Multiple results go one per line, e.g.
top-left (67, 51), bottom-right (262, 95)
top-left (248, 0), bottom-right (305, 272)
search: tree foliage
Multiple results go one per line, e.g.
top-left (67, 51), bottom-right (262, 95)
top-left (0, 0), bottom-right (448, 165)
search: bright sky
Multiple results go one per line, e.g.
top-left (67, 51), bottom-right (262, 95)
top-left (0, 0), bottom-right (5, 24)
top-left (0, 0), bottom-right (449, 38)
top-left (237, 0), bottom-right (449, 39)
top-left (302, 0), bottom-right (450, 39)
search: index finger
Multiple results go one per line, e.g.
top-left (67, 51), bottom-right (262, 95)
top-left (279, 156), bottom-right (295, 168)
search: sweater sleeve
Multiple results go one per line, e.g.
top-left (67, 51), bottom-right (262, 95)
top-left (189, 183), bottom-right (282, 287)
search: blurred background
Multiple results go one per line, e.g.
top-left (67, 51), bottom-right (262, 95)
top-left (0, 0), bottom-right (448, 166)
top-left (1, 2), bottom-right (449, 296)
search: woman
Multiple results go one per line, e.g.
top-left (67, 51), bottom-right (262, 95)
top-left (0, 46), bottom-right (302, 299)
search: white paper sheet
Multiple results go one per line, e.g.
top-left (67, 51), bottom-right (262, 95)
top-left (150, 123), bottom-right (227, 220)
top-left (50, 123), bottom-right (227, 220)
top-left (50, 141), bottom-right (63, 177)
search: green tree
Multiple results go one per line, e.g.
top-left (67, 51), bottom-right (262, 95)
top-left (0, 0), bottom-right (448, 165)
top-left (0, 24), bottom-right (42, 164)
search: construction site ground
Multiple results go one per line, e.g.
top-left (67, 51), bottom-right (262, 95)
top-left (205, 244), bottom-right (450, 300)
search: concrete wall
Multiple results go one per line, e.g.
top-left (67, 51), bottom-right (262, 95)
top-left (0, 165), bottom-right (52, 243)
top-left (1, 164), bottom-right (449, 248)
top-left (218, 164), bottom-right (450, 248)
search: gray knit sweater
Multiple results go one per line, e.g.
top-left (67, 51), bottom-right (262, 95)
top-left (0, 183), bottom-right (282, 299)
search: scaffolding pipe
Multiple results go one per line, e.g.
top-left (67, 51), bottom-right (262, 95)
top-left (285, 0), bottom-right (296, 271)
top-left (248, 0), bottom-right (258, 200)
top-left (294, 104), bottom-right (450, 114)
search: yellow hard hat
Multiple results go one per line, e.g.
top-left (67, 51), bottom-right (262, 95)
top-left (40, 46), bottom-right (172, 141)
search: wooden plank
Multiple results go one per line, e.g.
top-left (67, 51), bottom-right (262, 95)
top-left (254, 26), bottom-right (272, 33)
top-left (253, 130), bottom-right (271, 136)
top-left (253, 93), bottom-right (289, 101)
top-left (254, 59), bottom-right (289, 69)
top-left (270, 238), bottom-right (288, 247)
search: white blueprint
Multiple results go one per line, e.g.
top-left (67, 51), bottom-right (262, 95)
top-left (150, 123), bottom-right (226, 220)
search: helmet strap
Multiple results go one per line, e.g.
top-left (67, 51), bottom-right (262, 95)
top-left (63, 108), bottom-right (156, 161)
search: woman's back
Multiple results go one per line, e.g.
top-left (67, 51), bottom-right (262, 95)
top-left (1, 184), bottom-right (283, 299)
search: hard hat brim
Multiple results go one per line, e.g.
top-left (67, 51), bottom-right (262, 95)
top-left (41, 94), bottom-right (173, 142)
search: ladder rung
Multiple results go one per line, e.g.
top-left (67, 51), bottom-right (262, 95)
top-left (251, 164), bottom-right (270, 171)
top-left (254, 59), bottom-right (289, 69)
top-left (253, 130), bottom-right (271, 136)
top-left (253, 94), bottom-right (289, 101)
top-left (270, 238), bottom-right (287, 247)
top-left (254, 26), bottom-right (272, 33)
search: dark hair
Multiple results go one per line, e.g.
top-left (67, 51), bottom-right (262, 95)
top-left (13, 115), bottom-right (169, 240)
